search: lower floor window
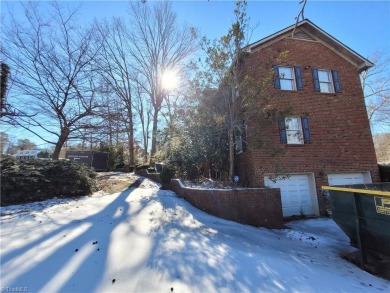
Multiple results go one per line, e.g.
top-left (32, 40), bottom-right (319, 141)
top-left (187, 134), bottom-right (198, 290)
top-left (285, 117), bottom-right (303, 144)
top-left (279, 116), bottom-right (311, 145)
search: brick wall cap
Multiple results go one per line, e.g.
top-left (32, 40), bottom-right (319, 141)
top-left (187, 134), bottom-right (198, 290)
top-left (171, 179), bottom-right (275, 191)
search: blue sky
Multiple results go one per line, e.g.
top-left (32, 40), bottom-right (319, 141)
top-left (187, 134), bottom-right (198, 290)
top-left (180, 0), bottom-right (389, 59)
top-left (72, 0), bottom-right (390, 58)
top-left (4, 0), bottom-right (388, 57)
top-left (1, 0), bottom-right (389, 146)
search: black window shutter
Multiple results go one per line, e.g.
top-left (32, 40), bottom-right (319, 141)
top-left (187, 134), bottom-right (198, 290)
top-left (331, 70), bottom-right (342, 93)
top-left (301, 117), bottom-right (311, 144)
top-left (312, 68), bottom-right (320, 92)
top-left (273, 65), bottom-right (281, 89)
top-left (294, 66), bottom-right (304, 90)
top-left (278, 117), bottom-right (287, 144)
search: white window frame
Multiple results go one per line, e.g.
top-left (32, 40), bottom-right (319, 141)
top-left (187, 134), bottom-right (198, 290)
top-left (285, 117), bottom-right (304, 145)
top-left (279, 66), bottom-right (296, 91)
top-left (318, 69), bottom-right (334, 93)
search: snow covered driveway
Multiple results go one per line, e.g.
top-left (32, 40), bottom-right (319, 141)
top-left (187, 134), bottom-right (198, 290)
top-left (1, 177), bottom-right (389, 292)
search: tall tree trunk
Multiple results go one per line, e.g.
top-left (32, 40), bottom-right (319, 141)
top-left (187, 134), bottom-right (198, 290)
top-left (228, 126), bottom-right (235, 181)
top-left (228, 72), bottom-right (237, 181)
top-left (107, 99), bottom-right (113, 146)
top-left (142, 120), bottom-right (149, 164)
top-left (1, 63), bottom-right (10, 115)
top-left (127, 107), bottom-right (134, 166)
top-left (150, 107), bottom-right (159, 165)
top-left (52, 128), bottom-right (69, 160)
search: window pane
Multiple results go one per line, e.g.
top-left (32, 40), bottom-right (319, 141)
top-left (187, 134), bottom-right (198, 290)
top-left (280, 79), bottom-right (294, 90)
top-left (285, 117), bottom-right (299, 130)
top-left (285, 117), bottom-right (303, 144)
top-left (286, 131), bottom-right (303, 144)
top-left (279, 67), bottom-right (293, 79)
top-left (320, 82), bottom-right (332, 93)
top-left (318, 70), bottom-right (331, 82)
top-left (318, 70), bottom-right (334, 93)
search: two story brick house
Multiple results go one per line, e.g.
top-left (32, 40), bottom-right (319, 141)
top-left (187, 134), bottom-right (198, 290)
top-left (236, 19), bottom-right (379, 217)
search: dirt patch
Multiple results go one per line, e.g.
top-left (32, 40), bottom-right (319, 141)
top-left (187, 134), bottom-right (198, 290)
top-left (96, 173), bottom-right (138, 194)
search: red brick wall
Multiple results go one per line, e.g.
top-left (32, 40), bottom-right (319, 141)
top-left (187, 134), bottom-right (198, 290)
top-left (168, 179), bottom-right (283, 229)
top-left (237, 37), bottom-right (379, 214)
top-left (135, 170), bottom-right (283, 228)
top-left (135, 169), bottom-right (162, 183)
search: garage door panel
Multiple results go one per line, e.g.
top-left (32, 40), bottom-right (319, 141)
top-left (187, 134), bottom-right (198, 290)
top-left (265, 174), bottom-right (313, 217)
top-left (287, 198), bottom-right (300, 206)
top-left (328, 173), bottom-right (366, 186)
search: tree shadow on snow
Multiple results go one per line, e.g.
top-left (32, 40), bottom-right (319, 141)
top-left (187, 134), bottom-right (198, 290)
top-left (1, 178), bottom-right (348, 292)
top-left (2, 179), bottom-right (151, 292)
top-left (142, 189), bottom-right (285, 292)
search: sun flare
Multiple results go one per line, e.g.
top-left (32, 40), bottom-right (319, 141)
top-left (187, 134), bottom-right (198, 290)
top-left (161, 69), bottom-right (178, 90)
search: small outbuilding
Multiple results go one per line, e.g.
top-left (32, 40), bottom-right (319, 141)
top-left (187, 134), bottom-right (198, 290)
top-left (65, 151), bottom-right (109, 171)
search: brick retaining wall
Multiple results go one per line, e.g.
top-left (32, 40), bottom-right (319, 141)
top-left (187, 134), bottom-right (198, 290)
top-left (135, 170), bottom-right (283, 229)
top-left (135, 169), bottom-right (161, 183)
top-left (168, 180), bottom-right (283, 229)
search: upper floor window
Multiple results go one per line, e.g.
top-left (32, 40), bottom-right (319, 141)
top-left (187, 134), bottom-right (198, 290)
top-left (318, 70), bottom-right (333, 93)
top-left (278, 116), bottom-right (311, 145)
top-left (279, 67), bottom-right (295, 90)
top-left (312, 68), bottom-right (341, 93)
top-left (273, 66), bottom-right (304, 91)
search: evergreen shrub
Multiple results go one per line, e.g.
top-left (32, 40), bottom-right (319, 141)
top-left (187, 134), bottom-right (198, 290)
top-left (1, 157), bottom-right (97, 206)
top-left (159, 165), bottom-right (174, 186)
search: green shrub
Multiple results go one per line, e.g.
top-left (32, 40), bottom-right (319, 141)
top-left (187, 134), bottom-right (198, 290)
top-left (99, 143), bottom-right (124, 170)
top-left (159, 165), bottom-right (174, 186)
top-left (115, 163), bottom-right (125, 169)
top-left (37, 151), bottom-right (51, 158)
top-left (1, 157), bottom-right (97, 206)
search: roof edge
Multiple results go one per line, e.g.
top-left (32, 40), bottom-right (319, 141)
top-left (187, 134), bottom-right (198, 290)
top-left (246, 19), bottom-right (374, 72)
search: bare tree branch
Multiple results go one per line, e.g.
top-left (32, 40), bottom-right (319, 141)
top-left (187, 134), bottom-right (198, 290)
top-left (1, 2), bottom-right (103, 159)
top-left (126, 1), bottom-right (197, 163)
top-left (292, 0), bottom-right (307, 38)
top-left (361, 52), bottom-right (390, 132)
top-left (95, 18), bottom-right (136, 165)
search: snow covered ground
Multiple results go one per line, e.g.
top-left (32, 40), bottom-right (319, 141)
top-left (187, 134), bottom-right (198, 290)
top-left (1, 176), bottom-right (389, 292)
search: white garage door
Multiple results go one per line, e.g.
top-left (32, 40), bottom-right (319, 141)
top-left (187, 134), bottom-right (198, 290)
top-left (327, 173), bottom-right (367, 186)
top-left (264, 174), bottom-right (313, 217)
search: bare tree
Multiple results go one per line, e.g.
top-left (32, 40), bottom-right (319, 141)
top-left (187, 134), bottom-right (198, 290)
top-left (0, 134), bottom-right (37, 155)
top-left (361, 52), bottom-right (390, 132)
top-left (96, 18), bottom-right (136, 166)
top-left (98, 88), bottom-right (127, 146)
top-left (133, 77), bottom-right (153, 163)
top-left (14, 138), bottom-right (38, 151)
top-left (1, 2), bottom-right (102, 159)
top-left (126, 1), bottom-right (197, 164)
top-left (0, 132), bottom-right (12, 154)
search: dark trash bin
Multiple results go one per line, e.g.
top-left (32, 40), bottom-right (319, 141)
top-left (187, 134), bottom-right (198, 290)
top-left (155, 163), bottom-right (164, 173)
top-left (322, 183), bottom-right (390, 278)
